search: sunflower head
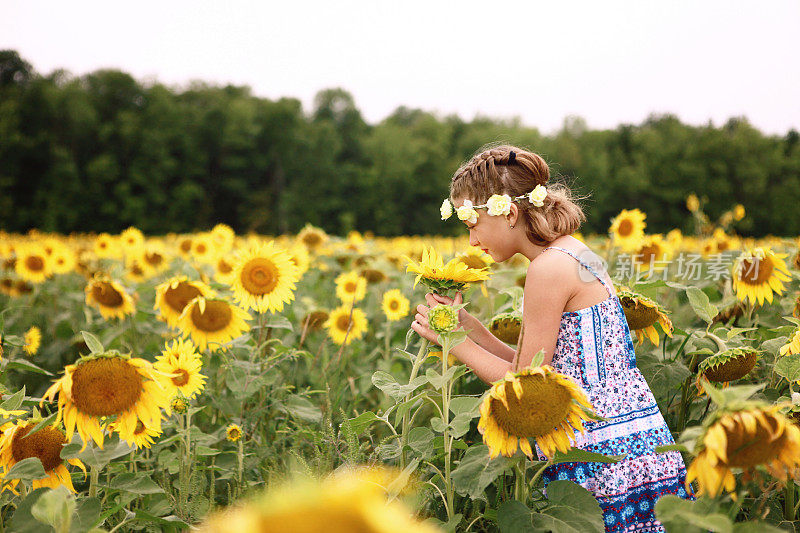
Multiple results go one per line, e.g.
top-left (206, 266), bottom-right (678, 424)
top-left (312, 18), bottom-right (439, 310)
top-left (23, 326), bottom-right (41, 356)
top-left (170, 395), bottom-right (189, 414)
top-left (687, 406), bottom-right (800, 497)
top-left (697, 348), bottom-right (759, 384)
top-left (155, 276), bottom-right (214, 328)
top-left (489, 313), bottom-right (522, 345)
top-left (226, 424), bottom-right (242, 442)
top-left (323, 305), bottom-right (368, 346)
top-left (301, 309), bottom-right (330, 331)
top-left (381, 289), bottom-right (409, 322)
top-left (732, 247), bottom-right (792, 306)
top-left (427, 304), bottom-right (459, 335)
top-left (405, 246), bottom-right (490, 296)
top-left (608, 209), bottom-right (646, 252)
top-left (85, 275), bottom-right (136, 321)
top-left (231, 241), bottom-right (301, 313)
top-left (616, 286), bottom-right (673, 345)
top-left (178, 297), bottom-right (252, 352)
top-left (297, 224), bottom-right (328, 251)
top-left (478, 366), bottom-right (594, 459)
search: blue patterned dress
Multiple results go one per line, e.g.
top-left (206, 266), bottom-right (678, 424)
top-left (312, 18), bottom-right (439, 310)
top-left (533, 246), bottom-right (691, 532)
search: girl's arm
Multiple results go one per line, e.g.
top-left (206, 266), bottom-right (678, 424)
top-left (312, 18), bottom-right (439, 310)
top-left (424, 292), bottom-right (516, 362)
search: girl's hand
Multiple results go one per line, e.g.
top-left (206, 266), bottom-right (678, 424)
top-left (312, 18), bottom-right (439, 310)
top-left (410, 292), bottom-right (474, 344)
top-left (429, 291), bottom-right (477, 333)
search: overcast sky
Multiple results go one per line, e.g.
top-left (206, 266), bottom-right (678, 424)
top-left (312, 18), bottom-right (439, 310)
top-left (3, 0), bottom-right (798, 135)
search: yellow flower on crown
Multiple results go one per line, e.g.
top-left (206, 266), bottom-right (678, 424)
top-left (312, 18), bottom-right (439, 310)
top-left (456, 200), bottom-right (478, 225)
top-left (440, 199), bottom-right (453, 220)
top-left (486, 194), bottom-right (512, 216)
top-left (528, 185), bottom-right (547, 207)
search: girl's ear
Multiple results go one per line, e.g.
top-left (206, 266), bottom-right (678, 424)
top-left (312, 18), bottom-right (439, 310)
top-left (507, 203), bottom-right (520, 227)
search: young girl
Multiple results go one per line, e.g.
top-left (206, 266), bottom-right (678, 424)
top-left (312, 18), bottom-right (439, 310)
top-left (411, 145), bottom-right (691, 532)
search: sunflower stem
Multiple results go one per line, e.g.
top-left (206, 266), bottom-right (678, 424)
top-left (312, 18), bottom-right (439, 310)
top-left (784, 481), bottom-right (797, 521)
top-left (237, 435), bottom-right (244, 497)
top-left (677, 352), bottom-right (701, 433)
top-left (400, 337), bottom-right (428, 469)
top-left (441, 340), bottom-right (454, 522)
top-left (704, 332), bottom-right (727, 352)
top-left (88, 466), bottom-right (99, 498)
top-left (514, 460), bottom-right (529, 504)
top-left (529, 458), bottom-right (553, 489)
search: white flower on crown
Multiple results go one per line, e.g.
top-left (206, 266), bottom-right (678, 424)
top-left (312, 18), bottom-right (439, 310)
top-left (486, 194), bottom-right (512, 216)
top-left (456, 200), bottom-right (478, 225)
top-left (528, 185), bottom-right (547, 207)
top-left (440, 199), bottom-right (453, 220)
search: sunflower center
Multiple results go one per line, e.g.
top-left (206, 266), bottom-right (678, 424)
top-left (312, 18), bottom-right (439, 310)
top-left (218, 259), bottom-right (232, 274)
top-left (172, 369), bottom-right (190, 387)
top-left (164, 282), bottom-right (202, 313)
top-left (71, 358), bottom-right (143, 416)
top-left (389, 300), bottom-right (399, 311)
top-left (636, 244), bottom-right (662, 265)
top-left (621, 299), bottom-right (660, 330)
top-left (25, 256), bottom-right (44, 272)
top-left (617, 219), bottom-right (633, 237)
top-left (196, 244), bottom-right (207, 254)
top-left (91, 282), bottom-right (124, 307)
top-left (144, 252), bottom-right (164, 266)
top-left (336, 315), bottom-right (351, 332)
top-left (490, 376), bottom-right (573, 438)
top-left (725, 414), bottom-right (785, 468)
top-left (302, 233), bottom-right (322, 247)
top-left (179, 239), bottom-right (192, 253)
top-left (130, 263), bottom-right (144, 277)
top-left (344, 282), bottom-right (357, 293)
top-left (739, 257), bottom-right (774, 285)
top-left (11, 425), bottom-right (66, 472)
top-left (190, 301), bottom-right (233, 332)
top-left (240, 258), bottom-right (280, 295)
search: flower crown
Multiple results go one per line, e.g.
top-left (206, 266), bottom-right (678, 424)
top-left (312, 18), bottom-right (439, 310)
top-left (440, 185), bottom-right (547, 224)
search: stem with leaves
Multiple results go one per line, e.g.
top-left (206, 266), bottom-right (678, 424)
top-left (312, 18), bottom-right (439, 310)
top-left (400, 337), bottom-right (428, 469)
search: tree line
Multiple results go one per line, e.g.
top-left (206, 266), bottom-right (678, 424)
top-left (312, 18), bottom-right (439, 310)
top-left (1, 50), bottom-right (798, 237)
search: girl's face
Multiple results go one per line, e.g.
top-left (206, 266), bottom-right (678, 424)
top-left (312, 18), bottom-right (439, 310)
top-left (454, 198), bottom-right (518, 262)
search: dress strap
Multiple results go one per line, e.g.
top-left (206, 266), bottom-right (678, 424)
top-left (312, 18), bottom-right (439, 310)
top-left (541, 246), bottom-right (614, 297)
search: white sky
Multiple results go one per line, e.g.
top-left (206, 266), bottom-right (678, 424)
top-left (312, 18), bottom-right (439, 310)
top-left (3, 0), bottom-right (799, 135)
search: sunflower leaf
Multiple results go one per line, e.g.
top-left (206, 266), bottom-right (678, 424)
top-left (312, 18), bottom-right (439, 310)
top-left (81, 331), bottom-right (104, 354)
top-left (24, 412), bottom-right (58, 439)
top-left (531, 480), bottom-right (605, 533)
top-left (345, 411), bottom-right (380, 436)
top-left (30, 486), bottom-right (76, 531)
top-left (497, 500), bottom-right (535, 533)
top-left (452, 444), bottom-right (513, 500)
top-left (655, 495), bottom-right (732, 533)
top-left (775, 354), bottom-right (800, 382)
top-left (110, 473), bottom-right (165, 494)
top-left (5, 457), bottom-right (47, 481)
top-left (686, 288), bottom-right (718, 324)
top-left (0, 387), bottom-right (26, 412)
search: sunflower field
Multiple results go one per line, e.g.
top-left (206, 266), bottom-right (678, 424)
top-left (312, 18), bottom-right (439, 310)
top-left (1, 199), bottom-right (800, 532)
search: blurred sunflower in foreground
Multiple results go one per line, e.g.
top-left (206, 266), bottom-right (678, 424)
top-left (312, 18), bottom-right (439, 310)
top-left (686, 403), bottom-right (800, 497)
top-left (405, 246), bottom-right (489, 295)
top-left (478, 365), bottom-right (594, 459)
top-left (0, 420), bottom-right (86, 492)
top-left (198, 469), bottom-right (439, 533)
top-left (731, 247), bottom-right (792, 306)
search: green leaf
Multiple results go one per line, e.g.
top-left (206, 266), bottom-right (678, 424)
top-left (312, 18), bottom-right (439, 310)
top-left (531, 480), bottom-right (605, 533)
top-left (72, 497), bottom-right (102, 533)
top-left (775, 354), bottom-right (800, 382)
top-left (497, 500), bottom-right (535, 533)
top-left (725, 327), bottom-right (756, 340)
top-left (450, 413), bottom-right (473, 439)
top-left (449, 396), bottom-right (482, 416)
top-left (530, 349), bottom-right (545, 368)
top-left (451, 444), bottom-right (512, 500)
top-left (8, 488), bottom-right (50, 533)
top-left (281, 395), bottom-right (323, 424)
top-left (386, 458), bottom-right (419, 501)
top-left (0, 387), bottom-right (26, 412)
top-left (110, 473), bottom-right (165, 494)
top-left (6, 457), bottom-right (47, 481)
top-left (5, 360), bottom-right (53, 376)
top-left (762, 336), bottom-right (789, 356)
top-left (31, 487), bottom-right (76, 531)
top-left (131, 510), bottom-right (191, 532)
top-left (732, 521), bottom-right (784, 532)
top-left (25, 412), bottom-right (58, 439)
top-left (655, 495), bottom-right (732, 533)
top-left (654, 443), bottom-right (690, 454)
top-left (264, 315), bottom-right (293, 331)
top-left (77, 437), bottom-right (134, 469)
top-left (407, 427), bottom-right (435, 458)
top-left (372, 371), bottom-right (427, 400)
top-left (686, 287), bottom-right (718, 324)
top-left (81, 331), bottom-right (104, 354)
top-left (550, 448), bottom-right (626, 464)
top-left (345, 412), bottom-right (380, 436)
top-left (425, 365), bottom-right (461, 390)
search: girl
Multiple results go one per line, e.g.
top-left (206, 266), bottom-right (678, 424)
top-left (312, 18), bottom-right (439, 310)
top-left (411, 145), bottom-right (691, 532)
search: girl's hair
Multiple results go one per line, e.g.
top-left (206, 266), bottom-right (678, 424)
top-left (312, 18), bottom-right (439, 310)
top-left (450, 144), bottom-right (587, 246)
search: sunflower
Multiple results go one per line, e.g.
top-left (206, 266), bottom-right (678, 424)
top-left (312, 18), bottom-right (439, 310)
top-left (178, 297), bottom-right (252, 352)
top-left (287, 244), bottom-right (311, 277)
top-left (211, 223), bottom-right (236, 255)
top-left (85, 275), bottom-right (136, 321)
top-left (154, 338), bottom-right (206, 399)
top-left (733, 204), bottom-right (746, 221)
top-left (405, 246), bottom-right (490, 294)
top-left (125, 260), bottom-right (149, 284)
top-left (686, 407), bottom-right (800, 497)
top-left (231, 242), bottom-right (301, 314)
top-left (110, 419), bottom-right (162, 449)
top-left (154, 276), bottom-right (214, 328)
top-left (0, 421), bottom-right (86, 492)
top-left (120, 227), bottom-right (145, 251)
top-left (381, 289), bottom-right (410, 322)
top-left (697, 348), bottom-right (759, 384)
top-left (23, 326), bottom-right (41, 356)
top-left (50, 245), bottom-right (77, 275)
top-left (427, 349), bottom-right (458, 367)
top-left (617, 286), bottom-right (673, 346)
top-left (15, 244), bottom-right (51, 283)
top-left (226, 424), bottom-right (242, 442)
top-left (632, 234), bottom-right (672, 272)
top-left (324, 305), bottom-right (368, 346)
top-left (732, 247), bottom-right (792, 306)
top-left (360, 267), bottom-right (387, 284)
top-left (780, 328), bottom-right (800, 356)
top-left (42, 352), bottom-right (170, 449)
top-left (139, 243), bottom-right (170, 276)
top-left (297, 224), bottom-right (328, 251)
top-left (176, 236), bottom-right (194, 259)
top-left (478, 366), bottom-right (594, 459)
top-left (93, 233), bottom-right (119, 258)
top-left (427, 304), bottom-right (459, 334)
top-left (301, 309), bottom-right (329, 332)
top-left (456, 248), bottom-right (494, 270)
top-left (608, 209), bottom-right (646, 252)
top-left (192, 233), bottom-right (217, 264)
top-left (686, 194), bottom-right (700, 212)
top-left (197, 469), bottom-right (439, 533)
top-left (335, 271), bottom-right (367, 304)
top-left (489, 313), bottom-right (522, 345)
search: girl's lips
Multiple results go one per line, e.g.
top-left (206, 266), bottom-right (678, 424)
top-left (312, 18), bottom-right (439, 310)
top-left (481, 249), bottom-right (489, 254)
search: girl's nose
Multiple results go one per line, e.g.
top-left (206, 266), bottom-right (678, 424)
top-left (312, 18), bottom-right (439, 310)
top-left (468, 231), bottom-right (480, 247)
